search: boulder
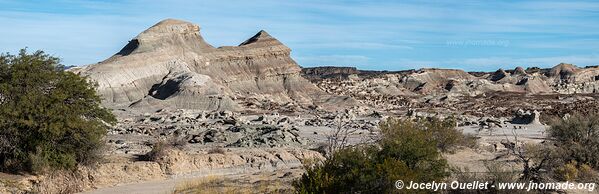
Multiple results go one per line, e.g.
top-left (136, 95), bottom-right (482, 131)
top-left (511, 109), bottom-right (542, 125)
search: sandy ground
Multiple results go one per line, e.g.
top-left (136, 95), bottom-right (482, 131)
top-left (79, 124), bottom-right (374, 194)
top-left (80, 123), bottom-right (548, 194)
top-left (80, 167), bottom-right (300, 194)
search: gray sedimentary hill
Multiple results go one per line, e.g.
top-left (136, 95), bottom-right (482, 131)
top-left (303, 63), bottom-right (599, 96)
top-left (73, 19), bottom-right (353, 111)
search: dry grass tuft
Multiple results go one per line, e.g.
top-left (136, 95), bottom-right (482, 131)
top-left (172, 175), bottom-right (290, 194)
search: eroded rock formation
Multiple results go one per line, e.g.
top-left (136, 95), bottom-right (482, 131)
top-left (73, 19), bottom-right (351, 111)
top-left (304, 63), bottom-right (599, 97)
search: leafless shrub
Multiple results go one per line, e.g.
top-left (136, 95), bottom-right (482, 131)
top-left (32, 170), bottom-right (88, 194)
top-left (450, 162), bottom-right (523, 194)
top-left (141, 141), bottom-right (170, 162)
top-left (140, 137), bottom-right (186, 162)
top-left (207, 147), bottom-right (226, 154)
top-left (324, 115), bottom-right (356, 159)
top-left (484, 161), bottom-right (519, 184)
top-left (498, 129), bottom-right (556, 183)
top-left (449, 166), bottom-right (484, 184)
top-left (460, 134), bottom-right (479, 149)
top-left (168, 136), bottom-right (188, 149)
top-left (174, 176), bottom-right (291, 194)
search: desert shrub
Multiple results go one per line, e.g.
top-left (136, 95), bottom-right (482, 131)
top-left (294, 118), bottom-right (449, 193)
top-left (577, 163), bottom-right (597, 182)
top-left (483, 161), bottom-right (519, 185)
top-left (516, 143), bottom-right (559, 182)
top-left (546, 113), bottom-right (599, 182)
top-left (207, 147), bottom-right (226, 154)
top-left (544, 113), bottom-right (599, 182)
top-left (450, 167), bottom-right (482, 184)
top-left (31, 170), bottom-right (88, 194)
top-left (460, 134), bottom-right (479, 149)
top-left (548, 113), bottom-right (599, 168)
top-left (174, 176), bottom-right (292, 194)
top-left (168, 136), bottom-right (188, 149)
top-left (554, 160), bottom-right (598, 182)
top-left (423, 117), bottom-right (463, 151)
top-left (555, 161), bottom-right (579, 181)
top-left (142, 137), bottom-right (188, 162)
top-left (0, 49), bottom-right (115, 173)
top-left (143, 141), bottom-right (171, 162)
top-left (449, 162), bottom-right (522, 194)
top-left (143, 141), bottom-right (169, 162)
top-left (410, 117), bottom-right (477, 152)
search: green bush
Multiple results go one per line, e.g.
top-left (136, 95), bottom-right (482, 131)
top-left (548, 113), bottom-right (599, 168)
top-left (545, 113), bottom-right (599, 182)
top-left (294, 118), bottom-right (449, 193)
top-left (0, 49), bottom-right (115, 173)
top-left (416, 117), bottom-right (476, 152)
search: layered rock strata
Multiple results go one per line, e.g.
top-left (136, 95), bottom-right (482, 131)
top-left (74, 19), bottom-right (349, 111)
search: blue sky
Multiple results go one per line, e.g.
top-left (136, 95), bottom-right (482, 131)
top-left (0, 0), bottom-right (598, 71)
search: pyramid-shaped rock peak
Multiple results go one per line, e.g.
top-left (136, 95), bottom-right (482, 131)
top-left (239, 30), bottom-right (283, 46)
top-left (513, 66), bottom-right (526, 75)
top-left (75, 19), bottom-right (352, 111)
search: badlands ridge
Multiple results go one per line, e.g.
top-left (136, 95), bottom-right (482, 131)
top-left (73, 19), bottom-right (599, 115)
top-left (73, 19), bottom-right (351, 112)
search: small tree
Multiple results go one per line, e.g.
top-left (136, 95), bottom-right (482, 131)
top-left (420, 117), bottom-right (471, 152)
top-left (294, 118), bottom-right (449, 193)
top-left (0, 49), bottom-right (115, 173)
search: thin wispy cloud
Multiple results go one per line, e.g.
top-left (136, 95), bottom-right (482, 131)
top-left (0, 0), bottom-right (597, 70)
top-left (295, 55), bottom-right (370, 66)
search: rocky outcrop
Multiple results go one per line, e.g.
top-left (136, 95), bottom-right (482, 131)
top-left (513, 66), bottom-right (527, 75)
top-left (73, 19), bottom-right (351, 111)
top-left (158, 148), bottom-right (323, 176)
top-left (547, 63), bottom-right (599, 94)
top-left (511, 109), bottom-right (542, 125)
top-left (301, 66), bottom-right (416, 82)
top-left (490, 69), bottom-right (508, 81)
top-left (301, 66), bottom-right (360, 81)
top-left (302, 66), bottom-right (359, 76)
top-left (548, 63), bottom-right (578, 80)
top-left (307, 63), bottom-right (599, 97)
top-left (402, 68), bottom-right (475, 93)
